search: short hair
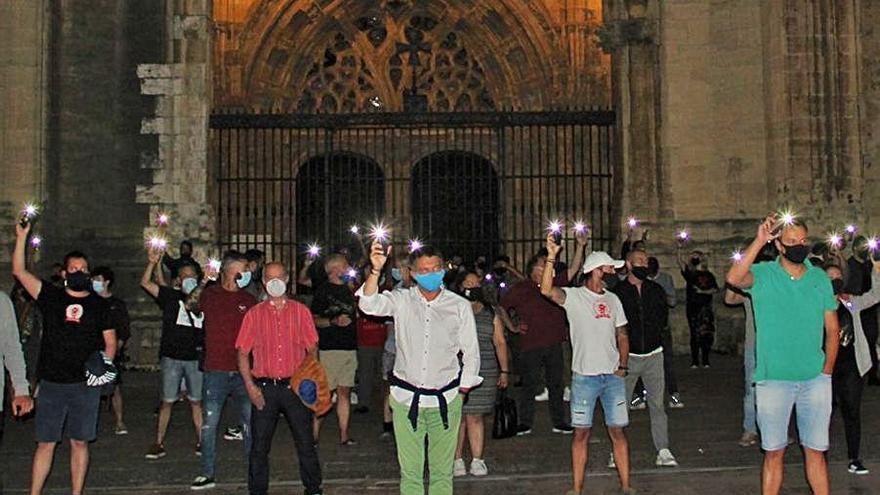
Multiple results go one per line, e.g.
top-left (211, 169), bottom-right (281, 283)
top-left (91, 266), bottom-right (115, 286)
top-left (782, 218), bottom-right (809, 233)
top-left (62, 251), bottom-right (89, 270)
top-left (525, 256), bottom-right (541, 276)
top-left (324, 254), bottom-right (348, 273)
top-left (180, 240), bottom-right (194, 249)
top-left (177, 262), bottom-right (200, 277)
top-left (408, 245), bottom-right (444, 266)
top-left (626, 248), bottom-right (647, 261)
top-left (811, 242), bottom-right (829, 257)
top-left (244, 249), bottom-right (264, 263)
top-left (220, 250), bottom-right (246, 274)
top-left (262, 261), bottom-right (288, 278)
top-left (494, 255), bottom-right (511, 264)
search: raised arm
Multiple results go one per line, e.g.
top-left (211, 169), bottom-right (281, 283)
top-left (852, 261), bottom-right (880, 310)
top-left (140, 249), bottom-right (162, 298)
top-left (12, 222), bottom-right (42, 300)
top-left (567, 228), bottom-right (590, 280)
top-left (726, 215), bottom-right (778, 289)
top-left (540, 233), bottom-right (567, 305)
top-left (356, 240), bottom-right (397, 317)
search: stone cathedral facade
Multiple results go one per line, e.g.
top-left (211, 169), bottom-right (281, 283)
top-left (1, 0), bottom-right (879, 365)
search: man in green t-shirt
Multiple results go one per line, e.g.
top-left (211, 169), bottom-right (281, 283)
top-left (727, 215), bottom-right (839, 495)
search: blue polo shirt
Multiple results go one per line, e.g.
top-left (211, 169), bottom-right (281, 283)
top-left (747, 258), bottom-right (837, 381)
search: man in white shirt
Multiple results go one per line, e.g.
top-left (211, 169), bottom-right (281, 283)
top-left (358, 241), bottom-right (481, 495)
top-left (541, 236), bottom-right (633, 495)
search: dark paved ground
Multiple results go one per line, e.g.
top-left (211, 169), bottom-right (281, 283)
top-left (3, 355), bottom-right (880, 494)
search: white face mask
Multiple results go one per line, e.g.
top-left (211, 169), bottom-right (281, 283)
top-left (265, 278), bottom-right (287, 298)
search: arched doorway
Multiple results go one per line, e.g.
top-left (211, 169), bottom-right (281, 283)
top-left (296, 152), bottom-right (384, 251)
top-left (411, 151), bottom-right (499, 261)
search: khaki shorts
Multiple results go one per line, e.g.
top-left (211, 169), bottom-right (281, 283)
top-left (319, 350), bottom-right (358, 390)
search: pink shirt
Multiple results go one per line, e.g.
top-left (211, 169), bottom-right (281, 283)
top-left (235, 298), bottom-right (318, 379)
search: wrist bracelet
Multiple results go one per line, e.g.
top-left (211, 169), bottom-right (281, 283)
top-left (499, 370), bottom-right (510, 374)
top-left (618, 366), bottom-right (628, 370)
top-left (370, 269), bottom-right (381, 276)
top-left (546, 259), bottom-right (556, 264)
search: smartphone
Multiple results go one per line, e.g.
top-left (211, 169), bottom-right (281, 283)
top-left (552, 231), bottom-right (562, 245)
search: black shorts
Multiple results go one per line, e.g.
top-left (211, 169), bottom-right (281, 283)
top-left (35, 381), bottom-right (101, 443)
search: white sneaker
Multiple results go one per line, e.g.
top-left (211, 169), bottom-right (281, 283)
top-left (535, 388), bottom-right (549, 402)
top-left (351, 391), bottom-right (359, 405)
top-left (655, 448), bottom-right (678, 467)
top-left (563, 386), bottom-right (571, 402)
top-left (470, 458), bottom-right (488, 476)
top-left (607, 452), bottom-right (617, 469)
top-left (453, 458), bottom-right (467, 477)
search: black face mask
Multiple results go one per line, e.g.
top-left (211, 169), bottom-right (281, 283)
top-left (602, 273), bottom-right (618, 286)
top-left (462, 287), bottom-right (483, 303)
top-left (65, 271), bottom-right (92, 292)
top-left (631, 266), bottom-right (649, 281)
top-left (781, 244), bottom-right (809, 264)
top-left (831, 278), bottom-right (845, 295)
top-left (690, 257), bottom-right (701, 266)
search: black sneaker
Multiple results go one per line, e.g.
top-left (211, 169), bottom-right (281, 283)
top-left (848, 460), bottom-right (869, 475)
top-left (223, 425), bottom-right (243, 441)
top-left (190, 475), bottom-right (216, 490)
top-left (515, 424), bottom-right (532, 436)
top-left (552, 424), bottom-right (575, 434)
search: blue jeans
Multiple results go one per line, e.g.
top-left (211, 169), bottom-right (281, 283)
top-left (201, 371), bottom-right (252, 479)
top-left (742, 342), bottom-right (757, 435)
top-left (756, 373), bottom-right (832, 451)
top-left (570, 373), bottom-right (628, 429)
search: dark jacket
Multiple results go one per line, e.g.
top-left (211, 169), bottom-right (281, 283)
top-left (613, 278), bottom-right (668, 355)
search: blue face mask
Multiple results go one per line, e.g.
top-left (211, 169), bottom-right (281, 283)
top-left (391, 268), bottom-right (402, 282)
top-left (181, 277), bottom-right (199, 295)
top-left (413, 269), bottom-right (446, 293)
top-left (91, 280), bottom-right (106, 293)
top-left (237, 271), bottom-right (252, 288)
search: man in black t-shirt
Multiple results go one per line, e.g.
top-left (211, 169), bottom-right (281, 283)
top-left (92, 266), bottom-right (131, 435)
top-left (311, 254), bottom-right (358, 445)
top-left (13, 222), bottom-right (117, 495)
top-left (141, 249), bottom-right (205, 460)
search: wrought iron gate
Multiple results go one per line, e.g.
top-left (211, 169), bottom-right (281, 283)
top-left (210, 110), bottom-right (616, 273)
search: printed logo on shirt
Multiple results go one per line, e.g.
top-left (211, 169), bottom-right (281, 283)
top-left (238, 304), bottom-right (248, 313)
top-left (176, 301), bottom-right (204, 328)
top-left (65, 304), bottom-right (84, 323)
top-left (593, 301), bottom-right (612, 320)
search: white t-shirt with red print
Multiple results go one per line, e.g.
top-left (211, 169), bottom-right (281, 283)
top-left (562, 287), bottom-right (628, 376)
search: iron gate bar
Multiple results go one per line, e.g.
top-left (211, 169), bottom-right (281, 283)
top-left (210, 109), bottom-right (617, 274)
top-left (210, 110), bottom-right (615, 129)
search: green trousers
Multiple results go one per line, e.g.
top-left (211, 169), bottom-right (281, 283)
top-left (391, 395), bottom-right (463, 495)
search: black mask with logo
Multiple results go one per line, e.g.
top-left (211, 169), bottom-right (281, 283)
top-left (462, 287), bottom-right (484, 303)
top-left (65, 271), bottom-right (92, 292)
top-left (831, 278), bottom-right (845, 295)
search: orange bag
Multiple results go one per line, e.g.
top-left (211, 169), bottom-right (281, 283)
top-left (290, 355), bottom-right (332, 416)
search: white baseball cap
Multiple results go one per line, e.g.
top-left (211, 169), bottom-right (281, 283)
top-left (582, 251), bottom-right (625, 274)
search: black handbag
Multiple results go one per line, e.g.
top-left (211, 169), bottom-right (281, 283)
top-left (492, 390), bottom-right (518, 439)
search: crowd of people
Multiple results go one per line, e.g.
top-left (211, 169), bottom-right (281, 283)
top-left (1, 214), bottom-right (878, 495)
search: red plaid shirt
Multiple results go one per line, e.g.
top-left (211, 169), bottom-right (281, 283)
top-left (235, 298), bottom-right (318, 379)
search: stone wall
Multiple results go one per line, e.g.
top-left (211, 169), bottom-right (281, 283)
top-left (0, 1), bottom-right (47, 289)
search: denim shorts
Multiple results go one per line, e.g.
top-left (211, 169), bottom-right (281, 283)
top-left (35, 381), bottom-right (101, 442)
top-left (161, 357), bottom-right (203, 402)
top-left (755, 373), bottom-right (832, 451)
top-left (570, 373), bottom-right (629, 429)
